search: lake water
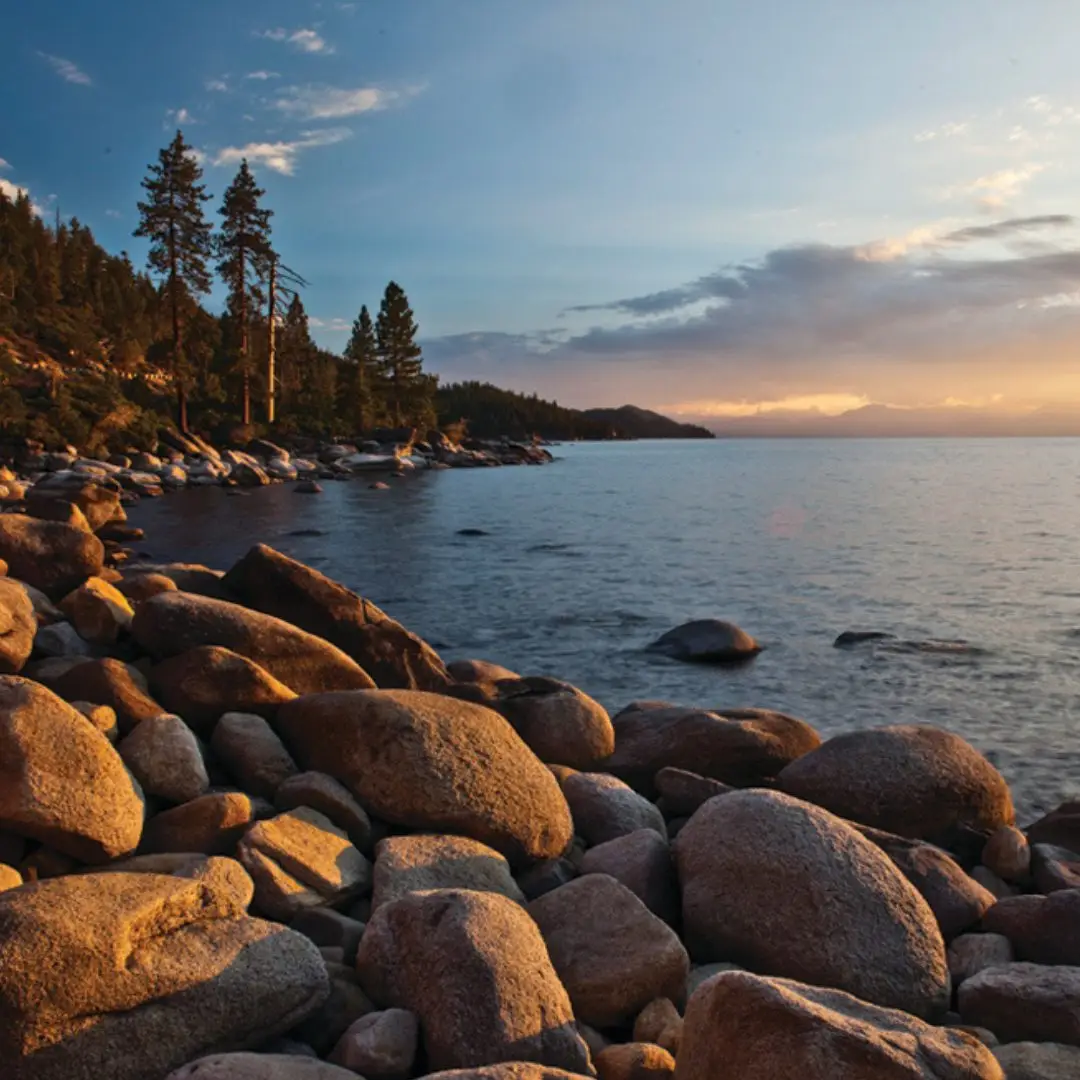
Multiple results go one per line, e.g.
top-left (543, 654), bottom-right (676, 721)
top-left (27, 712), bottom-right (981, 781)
top-left (127, 438), bottom-right (1080, 822)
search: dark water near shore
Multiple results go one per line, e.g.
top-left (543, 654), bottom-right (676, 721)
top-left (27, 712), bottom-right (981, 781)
top-left (127, 438), bottom-right (1080, 822)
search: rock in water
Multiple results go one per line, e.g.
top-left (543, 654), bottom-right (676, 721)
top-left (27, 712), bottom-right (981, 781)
top-left (131, 591), bottom-right (375, 695)
top-left (675, 971), bottom-right (1003, 1080)
top-left (0, 871), bottom-right (329, 1080)
top-left (528, 874), bottom-right (689, 1028)
top-left (604, 703), bottom-right (821, 795)
top-left (276, 690), bottom-right (573, 866)
top-left (494, 677), bottom-right (614, 769)
top-left (675, 789), bottom-right (949, 1017)
top-left (645, 619), bottom-right (760, 663)
top-left (356, 888), bottom-right (592, 1074)
top-left (0, 579), bottom-right (36, 674)
top-left (0, 516), bottom-right (104, 599)
top-left (223, 544), bottom-right (452, 691)
top-left (0, 676), bottom-right (144, 863)
top-left (778, 724), bottom-right (1015, 847)
top-left (150, 645), bottom-right (297, 735)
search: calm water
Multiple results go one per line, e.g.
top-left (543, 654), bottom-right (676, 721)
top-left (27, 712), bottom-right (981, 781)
top-left (128, 439), bottom-right (1080, 822)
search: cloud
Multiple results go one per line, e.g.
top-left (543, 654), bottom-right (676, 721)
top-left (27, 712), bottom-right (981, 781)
top-left (258, 28), bottom-right (333, 54)
top-left (948, 164), bottom-right (1047, 210)
top-left (309, 316), bottom-right (351, 332)
top-left (166, 107), bottom-right (195, 126)
top-left (38, 53), bottom-right (92, 86)
top-left (914, 121), bottom-right (969, 143)
top-left (274, 84), bottom-right (415, 119)
top-left (0, 176), bottom-right (44, 216)
top-left (212, 127), bottom-right (351, 175)
top-left (941, 214), bottom-right (1074, 244)
top-left (246, 70), bottom-right (280, 81)
top-left (104, 209), bottom-right (122, 219)
top-left (205, 78), bottom-right (229, 92)
top-left (0, 158), bottom-right (8, 171)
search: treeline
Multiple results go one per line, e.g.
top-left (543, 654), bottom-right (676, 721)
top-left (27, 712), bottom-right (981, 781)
top-left (0, 130), bottom-right (436, 449)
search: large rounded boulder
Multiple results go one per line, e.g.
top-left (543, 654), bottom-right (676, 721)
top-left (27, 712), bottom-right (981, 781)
top-left (356, 888), bottom-right (592, 1074)
top-left (675, 971), bottom-right (1003, 1080)
top-left (646, 619), bottom-right (761, 663)
top-left (675, 789), bottom-right (949, 1017)
top-left (0, 516), bottom-right (104, 599)
top-left (131, 591), bottom-right (375, 696)
top-left (778, 724), bottom-right (1015, 846)
top-left (0, 676), bottom-right (144, 863)
top-left (604, 703), bottom-right (821, 795)
top-left (0, 870), bottom-right (329, 1080)
top-left (276, 690), bottom-right (573, 866)
top-left (0, 579), bottom-right (36, 674)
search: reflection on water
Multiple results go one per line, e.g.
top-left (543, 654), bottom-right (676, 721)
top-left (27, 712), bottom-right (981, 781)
top-left (129, 438), bottom-right (1080, 820)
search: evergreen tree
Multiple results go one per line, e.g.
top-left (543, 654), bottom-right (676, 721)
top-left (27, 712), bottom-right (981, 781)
top-left (134, 130), bottom-right (213, 430)
top-left (278, 293), bottom-right (316, 413)
top-left (375, 281), bottom-right (432, 427)
top-left (341, 304), bottom-right (379, 432)
top-left (216, 160), bottom-right (273, 425)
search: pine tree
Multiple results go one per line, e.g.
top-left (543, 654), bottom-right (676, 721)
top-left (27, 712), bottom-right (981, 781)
top-left (216, 160), bottom-right (273, 425)
top-left (341, 304), bottom-right (379, 432)
top-left (278, 292), bottom-right (316, 413)
top-left (375, 281), bottom-right (432, 428)
top-left (134, 130), bottom-right (213, 431)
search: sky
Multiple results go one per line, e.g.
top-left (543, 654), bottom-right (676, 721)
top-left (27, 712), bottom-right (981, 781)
top-left (7, 0), bottom-right (1080, 422)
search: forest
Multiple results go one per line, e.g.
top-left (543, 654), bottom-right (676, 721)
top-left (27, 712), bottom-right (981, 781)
top-left (0, 130), bottom-right (712, 453)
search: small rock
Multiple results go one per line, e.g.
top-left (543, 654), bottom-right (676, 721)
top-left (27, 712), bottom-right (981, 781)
top-left (993, 1042), bottom-right (1080, 1080)
top-left (982, 889), bottom-right (1080, 964)
top-left (561, 771), bottom-right (667, 846)
top-left (0, 863), bottom-right (23, 891)
top-left (594, 1043), bottom-right (675, 1079)
top-left (580, 828), bottom-right (679, 924)
top-left (274, 771), bottom-right (373, 852)
top-left (983, 825), bottom-right (1031, 883)
top-left (654, 767), bottom-right (733, 818)
top-left (212, 712), bottom-right (298, 798)
top-left (32, 620), bottom-right (96, 659)
top-left (294, 962), bottom-right (376, 1057)
top-left (515, 857), bottom-right (578, 900)
top-left (116, 571), bottom-right (179, 604)
top-left (294, 481), bottom-right (323, 494)
top-left (1028, 800), bottom-right (1080, 851)
top-left (1031, 843), bottom-right (1080, 892)
top-left (47, 657), bottom-right (164, 734)
top-left (448, 659), bottom-right (520, 684)
top-left (633, 998), bottom-right (682, 1056)
top-left (948, 933), bottom-right (1015, 984)
top-left (972, 864), bottom-right (1018, 899)
top-left (646, 619), bottom-right (761, 663)
top-left (141, 791), bottom-right (267, 854)
top-left (959, 962), bottom-right (1080, 1045)
top-left (117, 713), bottom-right (209, 804)
top-left (72, 701), bottom-right (119, 741)
top-left (833, 630), bottom-right (894, 647)
top-left (329, 1009), bottom-right (419, 1079)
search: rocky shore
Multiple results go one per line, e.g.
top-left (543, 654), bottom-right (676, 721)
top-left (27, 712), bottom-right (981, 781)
top-left (0, 492), bottom-right (1075, 1078)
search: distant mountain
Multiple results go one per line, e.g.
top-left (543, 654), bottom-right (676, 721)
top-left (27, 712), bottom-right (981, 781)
top-left (582, 405), bottom-right (715, 439)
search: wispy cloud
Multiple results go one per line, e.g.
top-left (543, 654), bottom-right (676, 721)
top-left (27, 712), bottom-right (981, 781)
top-left (246, 70), bottom-right (280, 81)
top-left (104, 209), bottom-right (122, 219)
top-left (309, 316), bottom-right (351, 331)
top-left (0, 173), bottom-right (44, 217)
top-left (0, 158), bottom-right (8, 171)
top-left (258, 27), bottom-right (333, 54)
top-left (165, 107), bottom-right (196, 127)
top-left (959, 164), bottom-right (1047, 210)
top-left (212, 127), bottom-right (351, 175)
top-left (38, 52), bottom-right (92, 86)
top-left (206, 78), bottom-right (229, 92)
top-left (914, 121), bottom-right (969, 143)
top-left (274, 84), bottom-right (417, 120)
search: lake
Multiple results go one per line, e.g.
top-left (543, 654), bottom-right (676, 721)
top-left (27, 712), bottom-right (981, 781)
top-left (127, 438), bottom-right (1080, 821)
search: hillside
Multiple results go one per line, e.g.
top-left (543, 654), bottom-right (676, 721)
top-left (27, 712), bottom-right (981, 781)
top-left (582, 404), bottom-right (715, 439)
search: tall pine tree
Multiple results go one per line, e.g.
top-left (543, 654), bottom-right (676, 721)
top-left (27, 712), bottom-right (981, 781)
top-left (375, 281), bottom-right (432, 428)
top-left (134, 130), bottom-right (213, 431)
top-left (341, 304), bottom-right (379, 432)
top-left (216, 160), bottom-right (273, 425)
top-left (278, 293), bottom-right (316, 415)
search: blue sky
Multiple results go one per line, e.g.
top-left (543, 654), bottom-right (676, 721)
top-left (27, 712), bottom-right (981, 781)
top-left (8, 1), bottom-right (1080, 417)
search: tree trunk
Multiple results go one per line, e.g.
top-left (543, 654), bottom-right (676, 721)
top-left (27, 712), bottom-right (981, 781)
top-left (168, 220), bottom-right (188, 433)
top-left (239, 240), bottom-right (250, 426)
top-left (266, 257), bottom-right (276, 425)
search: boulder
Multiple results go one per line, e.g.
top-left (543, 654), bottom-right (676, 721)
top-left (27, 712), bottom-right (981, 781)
top-left (562, 771), bottom-right (666, 846)
top-left (117, 713), bottom-right (209, 804)
top-left (972, 866), bottom-right (1017, 900)
top-left (516, 857), bottom-right (578, 901)
top-left (274, 771), bottom-right (372, 852)
top-left (223, 544), bottom-right (452, 690)
top-left (448, 659), bottom-right (520, 684)
top-left (675, 970), bottom-right (1003, 1080)
top-left (418, 1069), bottom-right (588, 1080)
top-left (982, 890), bottom-right (1080, 964)
top-left (580, 829), bottom-right (679, 924)
top-left (1028, 800), bottom-right (1080, 851)
top-left (529, 874), bottom-right (689, 1028)
top-left (47, 657), bottom-right (164, 734)
top-left (32, 620), bottom-right (96, 659)
top-left (127, 562), bottom-right (230, 599)
top-left (855, 825), bottom-right (996, 939)
top-left (212, 712), bottom-right (298, 798)
top-left (0, 578), bottom-right (35, 674)
top-left (595, 1044), bottom-right (675, 1079)
top-left (1031, 843), bottom-right (1080, 892)
top-left (0, 515), bottom-right (104, 598)
top-left (605, 703), bottom-right (820, 796)
top-left (132, 591), bottom-right (376, 695)
top-left (167, 1055), bottom-right (356, 1080)
top-left (633, 999), bottom-right (683, 1057)
top-left (778, 725), bottom-right (1015, 847)
top-left (329, 1009), bottom-right (419, 1079)
top-left (290, 908), bottom-right (366, 961)
top-left (23, 496), bottom-right (92, 531)
top-left (59, 577), bottom-right (134, 644)
top-left (141, 791), bottom-right (267, 855)
top-left (0, 676), bottom-right (144, 863)
top-left (675, 789), bottom-right (949, 1017)
top-left (654, 767), bottom-right (733, 818)
top-left (27, 478), bottom-right (122, 532)
top-left (959, 963), bottom-right (1080, 1045)
top-left (276, 690), bottom-right (573, 866)
top-left (150, 646), bottom-right (297, 734)
top-left (494, 677), bottom-right (614, 769)
top-left (645, 619), bottom-right (760, 663)
top-left (373, 834), bottom-right (525, 910)
top-left (115, 571), bottom-right (179, 604)
top-left (236, 807), bottom-right (372, 922)
top-left (948, 934), bottom-right (1014, 985)
top-left (992, 1043), bottom-right (1080, 1080)
top-left (982, 826), bottom-right (1031, 884)
top-left (356, 888), bottom-right (592, 1073)
top-left (0, 870), bottom-right (329, 1080)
